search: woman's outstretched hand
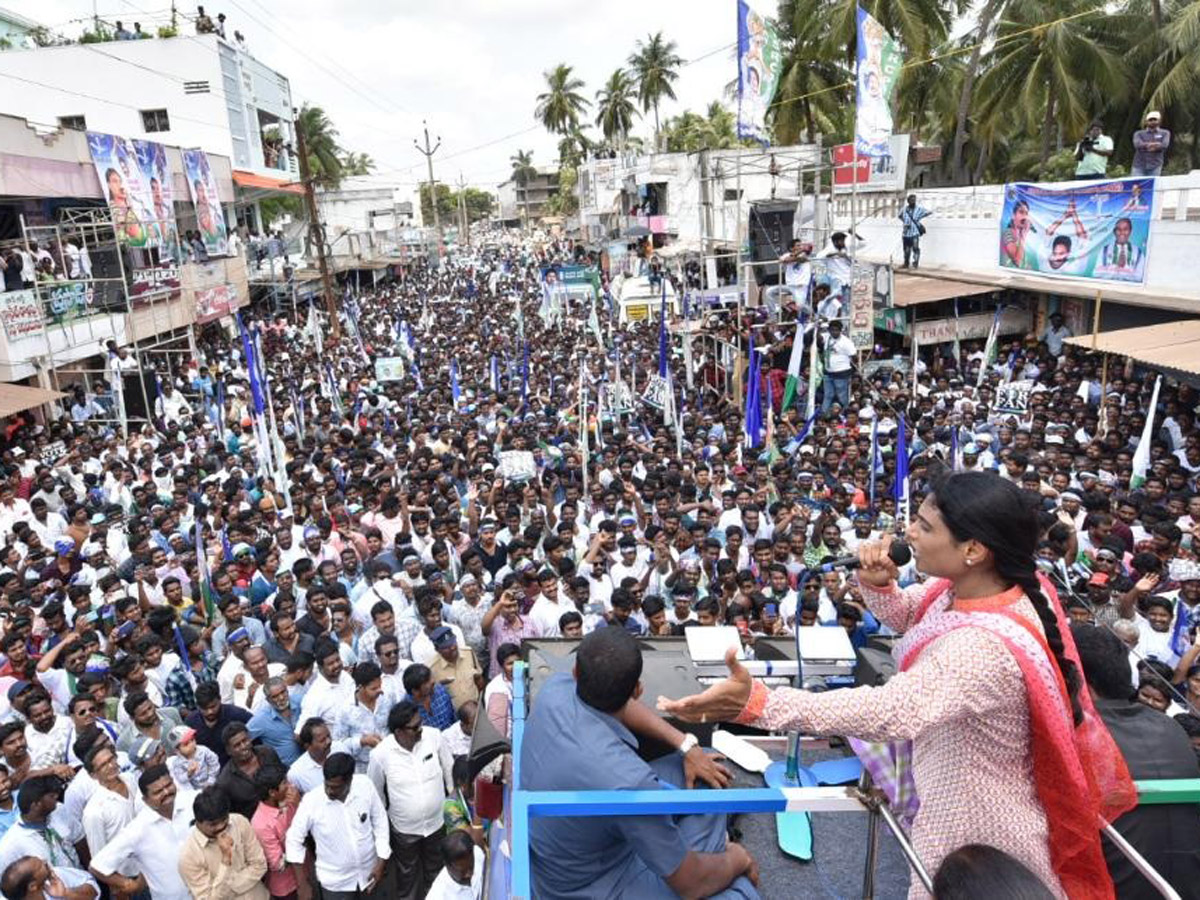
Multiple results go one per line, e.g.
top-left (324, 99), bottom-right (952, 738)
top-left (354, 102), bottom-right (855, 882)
top-left (656, 647), bottom-right (754, 724)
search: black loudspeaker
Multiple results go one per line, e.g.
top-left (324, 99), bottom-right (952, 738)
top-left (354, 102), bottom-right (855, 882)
top-left (121, 371), bottom-right (158, 421)
top-left (748, 200), bottom-right (797, 283)
top-left (855, 644), bottom-right (897, 687)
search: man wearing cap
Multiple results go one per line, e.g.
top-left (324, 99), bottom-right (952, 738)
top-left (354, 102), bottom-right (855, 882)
top-left (428, 627), bottom-right (482, 711)
top-left (1132, 112), bottom-right (1171, 177)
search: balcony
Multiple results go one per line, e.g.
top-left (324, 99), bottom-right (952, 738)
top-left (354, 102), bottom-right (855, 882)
top-left (844, 172), bottom-right (1200, 310)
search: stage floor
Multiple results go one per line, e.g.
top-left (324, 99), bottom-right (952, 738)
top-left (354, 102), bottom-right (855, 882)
top-left (727, 745), bottom-right (912, 899)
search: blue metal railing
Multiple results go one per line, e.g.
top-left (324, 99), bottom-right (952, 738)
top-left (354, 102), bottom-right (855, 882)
top-left (505, 662), bottom-right (1200, 899)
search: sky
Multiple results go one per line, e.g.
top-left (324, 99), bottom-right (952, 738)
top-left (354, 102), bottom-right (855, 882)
top-left (15, 0), bottom-right (749, 195)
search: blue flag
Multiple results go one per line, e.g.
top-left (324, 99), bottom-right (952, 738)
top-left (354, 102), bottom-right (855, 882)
top-left (658, 279), bottom-right (669, 379)
top-left (521, 341), bottom-right (530, 409)
top-left (744, 334), bottom-right (762, 449)
top-left (894, 414), bottom-right (909, 506)
top-left (784, 412), bottom-right (818, 457)
top-left (869, 417), bottom-right (879, 505)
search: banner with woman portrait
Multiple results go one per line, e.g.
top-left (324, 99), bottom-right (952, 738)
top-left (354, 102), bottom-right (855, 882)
top-left (182, 148), bottom-right (230, 257)
top-left (87, 132), bottom-right (158, 250)
top-left (998, 178), bottom-right (1155, 284)
top-left (736, 0), bottom-right (783, 144)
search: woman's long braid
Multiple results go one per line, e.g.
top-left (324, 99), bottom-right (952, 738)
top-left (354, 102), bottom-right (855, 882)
top-left (998, 559), bottom-right (1084, 726)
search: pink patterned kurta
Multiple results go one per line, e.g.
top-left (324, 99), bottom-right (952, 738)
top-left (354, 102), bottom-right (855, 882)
top-left (737, 582), bottom-right (1064, 898)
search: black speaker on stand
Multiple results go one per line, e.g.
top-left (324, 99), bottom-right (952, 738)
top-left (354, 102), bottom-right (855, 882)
top-left (747, 200), bottom-right (798, 284)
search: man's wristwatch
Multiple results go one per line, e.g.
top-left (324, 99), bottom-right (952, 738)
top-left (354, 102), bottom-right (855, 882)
top-left (677, 732), bottom-right (699, 755)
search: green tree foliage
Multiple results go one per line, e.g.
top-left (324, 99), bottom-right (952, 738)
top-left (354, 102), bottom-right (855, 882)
top-left (661, 103), bottom-right (741, 152)
top-left (628, 32), bottom-right (683, 145)
top-left (419, 183), bottom-right (455, 224)
top-left (457, 188), bottom-right (495, 223)
top-left (535, 65), bottom-right (590, 136)
top-left (544, 166), bottom-right (579, 217)
top-left (595, 69), bottom-right (641, 146)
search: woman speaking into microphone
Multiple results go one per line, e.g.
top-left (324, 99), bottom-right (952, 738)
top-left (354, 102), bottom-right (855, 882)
top-left (659, 472), bottom-right (1133, 899)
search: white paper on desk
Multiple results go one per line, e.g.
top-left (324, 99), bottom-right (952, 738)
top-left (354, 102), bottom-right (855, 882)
top-left (796, 625), bottom-right (856, 663)
top-left (685, 626), bottom-right (746, 664)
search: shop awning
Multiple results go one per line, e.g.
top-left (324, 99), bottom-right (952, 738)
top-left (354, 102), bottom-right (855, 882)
top-left (231, 170), bottom-right (305, 195)
top-left (891, 273), bottom-right (998, 307)
top-left (0, 383), bottom-right (66, 418)
top-left (1064, 320), bottom-right (1200, 376)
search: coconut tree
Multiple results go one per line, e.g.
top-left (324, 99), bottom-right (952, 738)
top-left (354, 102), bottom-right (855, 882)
top-left (510, 149), bottom-right (537, 227)
top-left (628, 31), bottom-right (683, 147)
top-left (340, 151), bottom-right (375, 177)
top-left (296, 103), bottom-right (345, 189)
top-left (595, 69), bottom-right (640, 147)
top-left (535, 64), bottom-right (590, 136)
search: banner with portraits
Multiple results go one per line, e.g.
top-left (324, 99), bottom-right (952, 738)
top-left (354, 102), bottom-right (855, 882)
top-left (182, 148), bottom-right (230, 257)
top-left (194, 284), bottom-right (234, 324)
top-left (86, 132), bottom-right (178, 255)
top-left (736, 0), bottom-right (783, 143)
top-left (998, 178), bottom-right (1154, 284)
top-left (854, 8), bottom-right (902, 158)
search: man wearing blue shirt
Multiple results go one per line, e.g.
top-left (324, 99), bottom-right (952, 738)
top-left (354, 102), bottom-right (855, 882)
top-left (247, 677), bottom-right (302, 765)
top-left (520, 628), bottom-right (759, 899)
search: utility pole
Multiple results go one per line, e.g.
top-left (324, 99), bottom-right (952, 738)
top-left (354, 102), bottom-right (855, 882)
top-left (456, 173), bottom-right (470, 248)
top-left (414, 121), bottom-right (442, 255)
top-left (294, 109), bottom-right (340, 339)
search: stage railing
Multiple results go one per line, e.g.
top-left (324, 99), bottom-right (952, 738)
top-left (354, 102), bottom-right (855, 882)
top-left (505, 662), bottom-right (1200, 899)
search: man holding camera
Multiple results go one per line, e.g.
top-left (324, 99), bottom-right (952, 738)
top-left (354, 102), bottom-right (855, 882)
top-left (1075, 121), bottom-right (1113, 180)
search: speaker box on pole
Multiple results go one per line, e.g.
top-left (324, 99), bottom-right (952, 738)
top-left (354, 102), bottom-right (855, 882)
top-left (747, 200), bottom-right (797, 283)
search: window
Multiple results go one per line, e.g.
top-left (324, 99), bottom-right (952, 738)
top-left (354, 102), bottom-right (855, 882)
top-left (58, 115), bottom-right (86, 132)
top-left (141, 109), bottom-right (170, 133)
top-left (183, 80), bottom-right (210, 94)
top-left (723, 189), bottom-right (743, 202)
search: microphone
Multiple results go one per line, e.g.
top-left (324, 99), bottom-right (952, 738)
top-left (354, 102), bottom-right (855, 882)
top-left (815, 540), bottom-right (912, 574)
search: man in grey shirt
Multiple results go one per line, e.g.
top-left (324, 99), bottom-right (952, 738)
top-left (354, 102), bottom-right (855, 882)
top-left (1132, 112), bottom-right (1171, 177)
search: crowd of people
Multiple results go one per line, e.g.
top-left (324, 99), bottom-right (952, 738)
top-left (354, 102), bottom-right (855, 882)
top-left (0, 223), bottom-right (1196, 898)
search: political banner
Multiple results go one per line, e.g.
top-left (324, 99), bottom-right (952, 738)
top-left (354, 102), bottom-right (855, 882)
top-left (832, 134), bottom-right (910, 193)
top-left (995, 379), bottom-right (1035, 414)
top-left (736, 0), bottom-right (783, 143)
top-left (375, 356), bottom-right (407, 383)
top-left (640, 373), bottom-right (669, 410)
top-left (998, 178), bottom-right (1154, 284)
top-left (0, 290), bottom-right (43, 341)
top-left (182, 148), bottom-right (230, 257)
top-left (44, 281), bottom-right (94, 327)
top-left (131, 264), bottom-right (181, 298)
top-left (194, 284), bottom-right (234, 325)
top-left (854, 7), bottom-right (902, 158)
top-left (496, 450), bottom-right (537, 483)
top-left (87, 132), bottom-right (153, 249)
top-left (601, 381), bottom-right (635, 414)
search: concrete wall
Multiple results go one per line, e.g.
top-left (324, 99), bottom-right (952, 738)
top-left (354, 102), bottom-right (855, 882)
top-left (0, 34), bottom-right (293, 177)
top-left (841, 174), bottom-right (1200, 308)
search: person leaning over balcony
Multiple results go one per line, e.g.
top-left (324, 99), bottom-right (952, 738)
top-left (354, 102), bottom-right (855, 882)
top-left (1132, 112), bottom-right (1171, 178)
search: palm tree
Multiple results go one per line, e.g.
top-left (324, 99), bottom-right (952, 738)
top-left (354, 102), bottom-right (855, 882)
top-left (973, 0), bottom-right (1129, 165)
top-left (510, 149), bottom-right (537, 227)
top-left (628, 31), bottom-right (683, 147)
top-left (535, 64), bottom-right (590, 136)
top-left (595, 69), bottom-right (640, 147)
top-left (950, 0), bottom-right (1008, 182)
top-left (296, 103), bottom-right (345, 189)
top-left (340, 151), bottom-right (375, 177)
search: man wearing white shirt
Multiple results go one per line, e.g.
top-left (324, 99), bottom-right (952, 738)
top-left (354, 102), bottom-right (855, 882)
top-left (527, 571), bottom-right (573, 637)
top-left (296, 640), bottom-right (354, 733)
top-left (79, 745), bottom-right (140, 877)
top-left (88, 765), bottom-right (196, 900)
top-left (425, 830), bottom-right (484, 900)
top-left (819, 320), bottom-right (856, 412)
top-left (367, 700), bottom-right (453, 900)
top-left (285, 752), bottom-right (390, 898)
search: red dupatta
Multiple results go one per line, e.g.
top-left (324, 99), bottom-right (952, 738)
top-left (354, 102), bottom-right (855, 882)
top-left (899, 575), bottom-right (1136, 900)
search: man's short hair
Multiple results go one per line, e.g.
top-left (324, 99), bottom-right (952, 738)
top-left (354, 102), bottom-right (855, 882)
top-left (388, 699), bottom-right (420, 733)
top-left (254, 763), bottom-right (289, 802)
top-left (1071, 623), bottom-right (1133, 700)
top-left (322, 751), bottom-right (355, 781)
top-left (575, 627), bottom-right (642, 713)
top-left (402, 663), bottom-right (431, 695)
top-left (192, 785), bottom-right (231, 824)
top-left (442, 828), bottom-right (475, 865)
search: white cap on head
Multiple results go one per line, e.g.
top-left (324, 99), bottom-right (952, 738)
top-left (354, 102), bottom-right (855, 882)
top-left (1146, 110), bottom-right (1161, 121)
